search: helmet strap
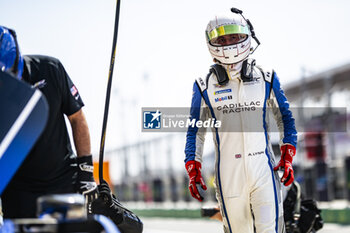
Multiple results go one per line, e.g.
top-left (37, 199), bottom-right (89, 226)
top-left (241, 59), bottom-right (256, 82)
top-left (210, 64), bottom-right (230, 86)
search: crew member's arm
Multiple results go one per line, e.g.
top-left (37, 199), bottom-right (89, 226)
top-left (184, 81), bottom-right (208, 201)
top-left (57, 58), bottom-right (98, 209)
top-left (269, 72), bottom-right (297, 186)
top-left (68, 109), bottom-right (91, 157)
top-left (68, 109), bottom-right (97, 213)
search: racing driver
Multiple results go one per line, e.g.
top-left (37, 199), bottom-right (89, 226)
top-left (184, 8), bottom-right (297, 233)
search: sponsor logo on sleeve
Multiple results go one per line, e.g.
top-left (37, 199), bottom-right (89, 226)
top-left (70, 85), bottom-right (78, 96)
top-left (198, 77), bottom-right (205, 87)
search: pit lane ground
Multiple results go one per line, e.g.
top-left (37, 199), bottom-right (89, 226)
top-left (142, 218), bottom-right (350, 233)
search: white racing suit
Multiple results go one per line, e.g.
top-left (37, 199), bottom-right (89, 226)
top-left (185, 63), bottom-right (297, 233)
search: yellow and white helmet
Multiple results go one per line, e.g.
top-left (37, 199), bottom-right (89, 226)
top-left (205, 13), bottom-right (252, 65)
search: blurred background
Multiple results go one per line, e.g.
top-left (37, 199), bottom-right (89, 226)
top-left (2, 0), bottom-right (350, 232)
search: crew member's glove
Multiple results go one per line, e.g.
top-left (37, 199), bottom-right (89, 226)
top-left (77, 155), bottom-right (98, 214)
top-left (185, 160), bottom-right (207, 201)
top-left (274, 144), bottom-right (296, 186)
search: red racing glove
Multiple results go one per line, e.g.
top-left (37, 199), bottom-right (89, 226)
top-left (274, 144), bottom-right (296, 186)
top-left (185, 160), bottom-right (207, 201)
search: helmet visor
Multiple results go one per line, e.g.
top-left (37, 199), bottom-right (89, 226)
top-left (210, 34), bottom-right (247, 46)
top-left (207, 24), bottom-right (250, 42)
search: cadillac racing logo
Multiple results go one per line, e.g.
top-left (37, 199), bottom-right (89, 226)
top-left (217, 101), bottom-right (261, 114)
